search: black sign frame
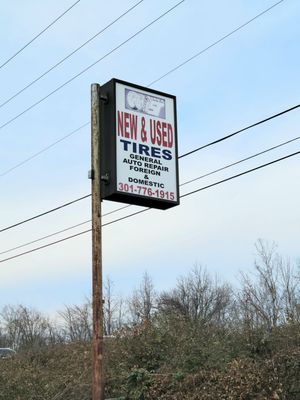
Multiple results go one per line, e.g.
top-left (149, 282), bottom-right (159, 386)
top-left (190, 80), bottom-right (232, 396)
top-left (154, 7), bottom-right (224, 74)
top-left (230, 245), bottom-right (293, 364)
top-left (99, 78), bottom-right (179, 210)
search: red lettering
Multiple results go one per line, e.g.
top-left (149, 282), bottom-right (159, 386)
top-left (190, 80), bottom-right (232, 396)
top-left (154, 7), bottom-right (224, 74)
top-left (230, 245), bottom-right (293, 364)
top-left (117, 111), bottom-right (123, 136)
top-left (156, 121), bottom-right (162, 146)
top-left (150, 119), bottom-right (155, 145)
top-left (124, 112), bottom-right (130, 138)
top-left (130, 114), bottom-right (138, 140)
top-left (161, 122), bottom-right (167, 147)
top-left (149, 118), bottom-right (174, 148)
top-left (117, 111), bottom-right (138, 140)
top-left (167, 123), bottom-right (173, 148)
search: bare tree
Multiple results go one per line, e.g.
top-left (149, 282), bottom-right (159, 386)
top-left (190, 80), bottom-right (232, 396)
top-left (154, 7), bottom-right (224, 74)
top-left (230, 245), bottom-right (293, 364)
top-left (279, 257), bottom-right (300, 322)
top-left (59, 300), bottom-right (92, 342)
top-left (58, 278), bottom-right (125, 341)
top-left (159, 265), bottom-right (232, 325)
top-left (128, 272), bottom-right (157, 324)
top-left (103, 276), bottom-right (125, 335)
top-left (0, 325), bottom-right (9, 347)
top-left (0, 305), bottom-right (55, 349)
top-left (238, 239), bottom-right (300, 330)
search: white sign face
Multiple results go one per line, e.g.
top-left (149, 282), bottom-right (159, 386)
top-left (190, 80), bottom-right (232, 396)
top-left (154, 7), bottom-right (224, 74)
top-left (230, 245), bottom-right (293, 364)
top-left (115, 82), bottom-right (178, 204)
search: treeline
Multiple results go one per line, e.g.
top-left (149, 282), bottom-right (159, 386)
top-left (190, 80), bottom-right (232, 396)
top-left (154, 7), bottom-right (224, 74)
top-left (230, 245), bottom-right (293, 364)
top-left (0, 240), bottom-right (299, 399)
top-left (1, 240), bottom-right (299, 349)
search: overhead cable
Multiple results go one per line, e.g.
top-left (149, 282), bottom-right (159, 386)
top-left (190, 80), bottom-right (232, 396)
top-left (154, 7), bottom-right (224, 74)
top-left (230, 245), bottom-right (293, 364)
top-left (1, 132), bottom-right (299, 254)
top-left (0, 219), bottom-right (91, 256)
top-left (0, 194), bottom-right (91, 234)
top-left (180, 149), bottom-right (300, 198)
top-left (0, 148), bottom-right (299, 263)
top-left (1, 103), bottom-right (299, 233)
top-left (0, 0), bottom-right (185, 132)
top-left (179, 104), bottom-right (300, 159)
top-left (0, 0), bottom-right (144, 109)
top-left (4, 0), bottom-right (278, 107)
top-left (0, 0), bottom-right (283, 131)
top-left (180, 134), bottom-right (300, 186)
top-left (0, 0), bottom-right (286, 170)
top-left (1, 102), bottom-right (298, 179)
top-left (0, 0), bottom-right (81, 70)
top-left (0, 228), bottom-right (92, 264)
top-left (0, 204), bottom-right (131, 255)
top-left (148, 0), bottom-right (284, 87)
top-left (0, 122), bottom-right (90, 177)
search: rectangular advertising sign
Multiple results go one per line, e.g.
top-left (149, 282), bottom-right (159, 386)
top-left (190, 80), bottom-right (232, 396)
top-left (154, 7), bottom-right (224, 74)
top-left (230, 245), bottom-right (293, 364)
top-left (100, 79), bottom-right (179, 209)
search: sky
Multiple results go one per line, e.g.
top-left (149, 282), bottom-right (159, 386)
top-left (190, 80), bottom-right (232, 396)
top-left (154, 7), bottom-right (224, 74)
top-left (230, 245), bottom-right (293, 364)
top-left (0, 0), bottom-right (299, 315)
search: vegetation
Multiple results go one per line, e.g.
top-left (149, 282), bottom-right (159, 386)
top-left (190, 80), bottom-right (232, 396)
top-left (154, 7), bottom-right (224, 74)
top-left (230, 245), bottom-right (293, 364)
top-left (0, 241), bottom-right (299, 399)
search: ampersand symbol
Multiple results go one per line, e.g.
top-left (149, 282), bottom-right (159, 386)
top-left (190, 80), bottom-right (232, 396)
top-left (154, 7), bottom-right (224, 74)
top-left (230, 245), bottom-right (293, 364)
top-left (141, 117), bottom-right (147, 142)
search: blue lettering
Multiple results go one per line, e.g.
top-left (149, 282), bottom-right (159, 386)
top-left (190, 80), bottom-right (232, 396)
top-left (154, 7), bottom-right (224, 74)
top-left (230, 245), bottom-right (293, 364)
top-left (139, 144), bottom-right (150, 156)
top-left (119, 139), bottom-right (173, 160)
top-left (151, 146), bottom-right (161, 158)
top-left (120, 139), bottom-right (131, 151)
top-left (162, 149), bottom-right (172, 160)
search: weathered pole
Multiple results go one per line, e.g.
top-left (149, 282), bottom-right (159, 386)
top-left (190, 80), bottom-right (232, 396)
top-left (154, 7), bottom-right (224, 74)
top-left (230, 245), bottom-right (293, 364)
top-left (91, 83), bottom-right (104, 400)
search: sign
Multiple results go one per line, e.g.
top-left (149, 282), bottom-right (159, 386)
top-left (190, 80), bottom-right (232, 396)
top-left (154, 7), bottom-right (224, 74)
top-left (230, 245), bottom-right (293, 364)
top-left (100, 79), bottom-right (179, 209)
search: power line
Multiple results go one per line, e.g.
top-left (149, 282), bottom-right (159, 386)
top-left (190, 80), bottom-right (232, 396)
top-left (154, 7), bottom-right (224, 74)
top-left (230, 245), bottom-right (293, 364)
top-left (179, 104), bottom-right (300, 159)
top-left (0, 194), bottom-right (91, 234)
top-left (0, 209), bottom-right (150, 263)
top-left (6, 0), bottom-right (275, 108)
top-left (0, 228), bottom-right (92, 263)
top-left (0, 0), bottom-right (287, 172)
top-left (0, 0), bottom-right (81, 70)
top-left (1, 102), bottom-right (299, 234)
top-left (2, 102), bottom-right (299, 179)
top-left (148, 0), bottom-right (284, 87)
top-left (0, 206), bottom-right (140, 256)
top-left (0, 0), bottom-right (144, 109)
top-left (0, 122), bottom-right (90, 177)
top-left (0, 1), bottom-right (291, 263)
top-left (180, 134), bottom-right (300, 186)
top-left (0, 148), bottom-right (299, 264)
top-left (0, 219), bottom-right (91, 256)
top-left (0, 0), bottom-right (185, 133)
top-left (0, 0), bottom-right (282, 132)
top-left (2, 132), bottom-right (299, 253)
top-left (180, 149), bottom-right (300, 199)
top-left (102, 204), bottom-right (132, 216)
top-left (0, 204), bottom-right (131, 256)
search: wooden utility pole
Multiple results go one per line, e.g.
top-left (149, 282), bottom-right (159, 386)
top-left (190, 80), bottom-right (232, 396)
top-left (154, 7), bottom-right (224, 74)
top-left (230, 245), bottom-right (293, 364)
top-left (91, 83), bottom-right (104, 400)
